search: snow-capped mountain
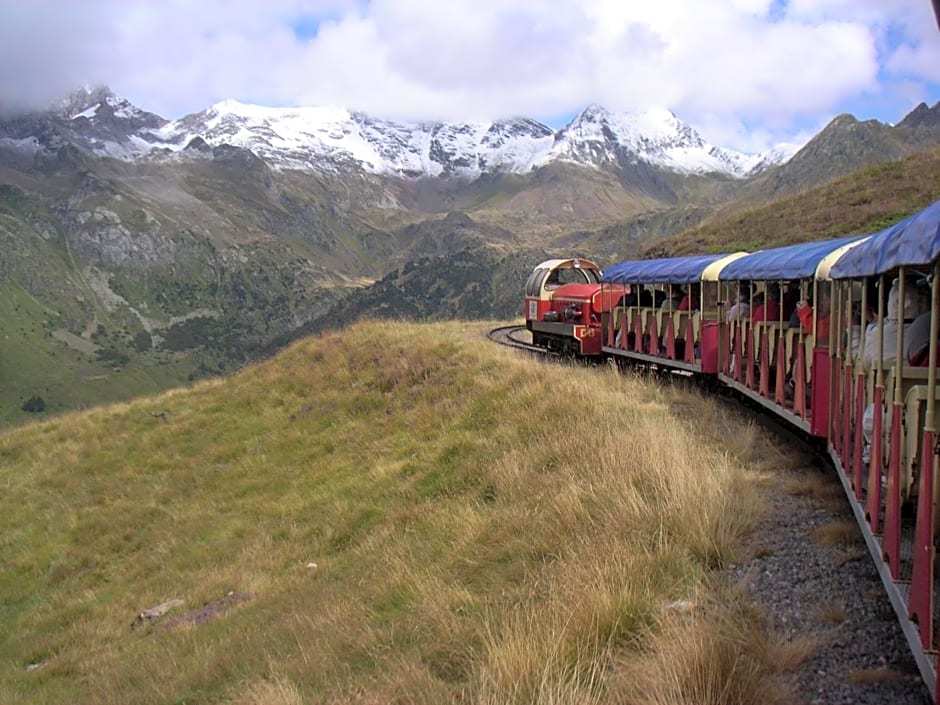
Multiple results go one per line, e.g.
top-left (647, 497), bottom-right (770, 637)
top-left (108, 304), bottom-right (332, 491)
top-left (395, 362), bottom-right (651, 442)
top-left (152, 100), bottom-right (794, 178)
top-left (547, 104), bottom-right (765, 177)
top-left (153, 101), bottom-right (557, 178)
top-left (0, 86), bottom-right (167, 160)
top-left (0, 87), bottom-right (798, 179)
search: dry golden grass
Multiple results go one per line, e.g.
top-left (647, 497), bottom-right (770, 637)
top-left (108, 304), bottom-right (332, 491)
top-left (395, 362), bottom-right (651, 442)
top-left (751, 544), bottom-right (778, 560)
top-left (228, 678), bottom-right (305, 705)
top-left (815, 599), bottom-right (846, 624)
top-left (0, 321), bottom-right (787, 705)
top-left (813, 520), bottom-right (863, 548)
top-left (784, 470), bottom-right (833, 497)
top-left (606, 584), bottom-right (810, 705)
top-left (833, 548), bottom-right (867, 567)
top-left (847, 668), bottom-right (908, 684)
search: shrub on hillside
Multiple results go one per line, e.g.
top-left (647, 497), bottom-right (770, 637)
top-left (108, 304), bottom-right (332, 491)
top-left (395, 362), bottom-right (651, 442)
top-left (21, 394), bottom-right (45, 413)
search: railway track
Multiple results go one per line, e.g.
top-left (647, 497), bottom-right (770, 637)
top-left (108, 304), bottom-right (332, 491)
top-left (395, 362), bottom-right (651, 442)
top-left (486, 324), bottom-right (549, 354)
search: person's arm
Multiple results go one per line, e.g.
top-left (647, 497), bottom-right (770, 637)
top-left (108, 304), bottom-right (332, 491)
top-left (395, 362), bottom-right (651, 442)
top-left (796, 301), bottom-right (813, 333)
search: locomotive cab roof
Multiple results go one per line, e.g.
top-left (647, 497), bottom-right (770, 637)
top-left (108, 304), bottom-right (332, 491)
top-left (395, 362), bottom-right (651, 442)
top-left (532, 258), bottom-right (601, 272)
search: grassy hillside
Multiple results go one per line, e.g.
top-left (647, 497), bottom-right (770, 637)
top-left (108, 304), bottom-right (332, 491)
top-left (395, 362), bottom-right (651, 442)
top-left (1, 322), bottom-right (801, 705)
top-left (645, 147), bottom-right (940, 257)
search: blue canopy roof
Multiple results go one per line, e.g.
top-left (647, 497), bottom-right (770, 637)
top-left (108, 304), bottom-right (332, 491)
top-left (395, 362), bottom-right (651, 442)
top-left (718, 234), bottom-right (865, 281)
top-left (829, 199), bottom-right (940, 279)
top-left (601, 253), bottom-right (731, 285)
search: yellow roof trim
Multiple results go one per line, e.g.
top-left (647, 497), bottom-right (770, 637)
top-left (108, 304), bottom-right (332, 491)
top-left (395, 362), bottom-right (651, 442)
top-left (815, 237), bottom-right (872, 280)
top-left (701, 252), bottom-right (749, 282)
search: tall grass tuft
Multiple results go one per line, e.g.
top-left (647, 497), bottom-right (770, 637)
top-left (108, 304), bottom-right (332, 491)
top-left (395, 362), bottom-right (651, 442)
top-left (1, 321), bottom-right (789, 704)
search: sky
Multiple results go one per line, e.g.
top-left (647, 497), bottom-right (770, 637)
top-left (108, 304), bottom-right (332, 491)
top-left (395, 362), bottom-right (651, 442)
top-left (1, 0), bottom-right (939, 154)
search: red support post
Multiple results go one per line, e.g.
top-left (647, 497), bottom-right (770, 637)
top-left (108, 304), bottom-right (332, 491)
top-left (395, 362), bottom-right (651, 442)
top-left (842, 363), bottom-right (853, 476)
top-left (831, 358), bottom-right (841, 449)
top-left (721, 321), bottom-right (730, 375)
top-left (794, 343), bottom-right (807, 419)
top-left (775, 337), bottom-right (786, 406)
top-left (745, 326), bottom-right (756, 390)
top-left (909, 429), bottom-right (936, 649)
top-left (665, 317), bottom-right (676, 360)
top-left (733, 325), bottom-right (743, 381)
top-left (759, 329), bottom-right (770, 398)
top-left (883, 399), bottom-right (901, 578)
top-left (633, 311), bottom-right (643, 353)
top-left (684, 317), bottom-right (696, 365)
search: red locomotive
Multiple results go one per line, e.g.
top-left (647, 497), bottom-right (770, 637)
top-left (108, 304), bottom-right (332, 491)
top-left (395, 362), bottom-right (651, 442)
top-left (523, 258), bottom-right (626, 356)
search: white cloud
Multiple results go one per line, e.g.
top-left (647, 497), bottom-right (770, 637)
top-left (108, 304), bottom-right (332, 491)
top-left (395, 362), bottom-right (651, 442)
top-left (0, 0), bottom-right (938, 152)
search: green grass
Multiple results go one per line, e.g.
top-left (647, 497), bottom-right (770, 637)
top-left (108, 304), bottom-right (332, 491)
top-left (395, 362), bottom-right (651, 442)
top-left (0, 284), bottom-right (202, 428)
top-left (1, 321), bottom-right (798, 704)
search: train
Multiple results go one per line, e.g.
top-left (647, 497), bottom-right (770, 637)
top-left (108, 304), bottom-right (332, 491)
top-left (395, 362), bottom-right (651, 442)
top-left (525, 197), bottom-right (940, 701)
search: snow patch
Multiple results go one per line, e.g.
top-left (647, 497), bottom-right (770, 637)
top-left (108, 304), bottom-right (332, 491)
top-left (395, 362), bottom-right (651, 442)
top-left (72, 104), bottom-right (100, 120)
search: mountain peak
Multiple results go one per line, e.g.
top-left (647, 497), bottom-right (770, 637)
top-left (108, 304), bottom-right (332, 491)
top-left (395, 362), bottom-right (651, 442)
top-left (897, 101), bottom-right (940, 129)
top-left (552, 104), bottom-right (766, 176)
top-left (54, 85), bottom-right (117, 117)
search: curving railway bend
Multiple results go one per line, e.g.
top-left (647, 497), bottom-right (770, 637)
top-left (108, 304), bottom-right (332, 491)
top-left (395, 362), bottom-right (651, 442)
top-left (486, 324), bottom-right (540, 353)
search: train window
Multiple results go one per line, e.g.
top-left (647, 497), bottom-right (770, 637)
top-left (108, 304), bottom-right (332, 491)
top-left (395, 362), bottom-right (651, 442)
top-left (528, 264), bottom-right (600, 296)
top-left (525, 269), bottom-right (548, 297)
top-left (553, 267), bottom-right (598, 287)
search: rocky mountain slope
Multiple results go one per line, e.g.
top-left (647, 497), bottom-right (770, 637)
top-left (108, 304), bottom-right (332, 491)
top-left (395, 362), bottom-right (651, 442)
top-left (741, 102), bottom-right (940, 202)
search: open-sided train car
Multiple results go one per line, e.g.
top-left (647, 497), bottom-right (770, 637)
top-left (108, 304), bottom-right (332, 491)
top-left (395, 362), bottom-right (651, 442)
top-left (525, 197), bottom-right (940, 701)
top-left (599, 252), bottom-right (746, 373)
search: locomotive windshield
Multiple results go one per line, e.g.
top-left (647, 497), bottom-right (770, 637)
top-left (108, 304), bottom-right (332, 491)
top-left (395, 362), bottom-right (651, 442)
top-left (526, 266), bottom-right (600, 296)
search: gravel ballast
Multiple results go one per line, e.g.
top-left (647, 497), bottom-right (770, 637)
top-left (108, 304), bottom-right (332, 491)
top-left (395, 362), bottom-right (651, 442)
top-left (729, 432), bottom-right (930, 705)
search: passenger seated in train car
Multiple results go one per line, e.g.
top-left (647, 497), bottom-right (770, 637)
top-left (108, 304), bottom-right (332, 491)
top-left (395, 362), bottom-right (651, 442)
top-left (795, 298), bottom-right (824, 337)
top-left (781, 280), bottom-right (800, 322)
top-left (660, 287), bottom-right (683, 309)
top-left (751, 284), bottom-right (780, 322)
top-left (861, 276), bottom-right (929, 371)
top-left (786, 281), bottom-right (804, 328)
top-left (846, 301), bottom-right (871, 359)
top-left (783, 286), bottom-right (829, 402)
top-left (907, 312), bottom-right (932, 366)
top-left (653, 288), bottom-right (667, 308)
top-left (616, 284), bottom-right (654, 308)
top-left (677, 283), bottom-right (700, 311)
top-left (725, 282), bottom-right (750, 321)
top-left (616, 285), bottom-right (637, 308)
top-left (902, 277), bottom-right (933, 364)
top-left (795, 287), bottom-right (830, 341)
top-left (860, 277), bottom-right (930, 461)
top-left (848, 280), bottom-right (881, 358)
top-left (613, 286), bottom-right (637, 349)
